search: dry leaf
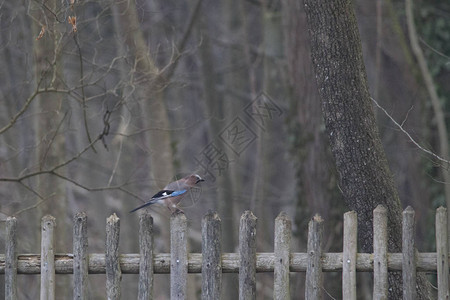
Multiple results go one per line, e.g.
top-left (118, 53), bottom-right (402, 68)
top-left (36, 25), bottom-right (46, 40)
top-left (68, 16), bottom-right (77, 33)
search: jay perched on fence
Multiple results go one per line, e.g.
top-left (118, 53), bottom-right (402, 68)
top-left (130, 174), bottom-right (205, 213)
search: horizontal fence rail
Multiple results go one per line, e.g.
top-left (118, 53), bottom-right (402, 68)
top-left (1, 252), bottom-right (449, 274)
top-left (1, 206), bottom-right (450, 300)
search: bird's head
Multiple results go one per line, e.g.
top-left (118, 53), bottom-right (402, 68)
top-left (186, 174), bottom-right (205, 185)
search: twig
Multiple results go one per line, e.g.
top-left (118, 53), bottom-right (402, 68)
top-left (0, 88), bottom-right (73, 136)
top-left (0, 90), bottom-right (39, 135)
top-left (13, 183), bottom-right (55, 216)
top-left (19, 182), bottom-right (46, 200)
top-left (50, 171), bottom-right (141, 199)
top-left (41, 2), bottom-right (64, 23)
top-left (162, 0), bottom-right (204, 80)
top-left (419, 37), bottom-right (450, 61)
top-left (400, 105), bottom-right (414, 127)
top-left (73, 31), bottom-right (97, 153)
top-left (40, 111), bottom-right (68, 171)
top-left (0, 134), bottom-right (102, 183)
top-left (115, 117), bottom-right (209, 137)
top-left (371, 97), bottom-right (450, 165)
top-left (322, 286), bottom-right (338, 300)
top-left (108, 114), bottom-right (130, 186)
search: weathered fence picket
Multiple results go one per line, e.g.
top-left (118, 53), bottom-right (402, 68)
top-left (239, 210), bottom-right (257, 300)
top-left (402, 206), bottom-right (416, 299)
top-left (343, 211), bottom-right (357, 300)
top-left (201, 211), bottom-right (222, 300)
top-left (170, 212), bottom-right (188, 299)
top-left (305, 214), bottom-right (323, 300)
top-left (41, 215), bottom-right (56, 300)
top-left (106, 213), bottom-right (121, 300)
top-left (373, 205), bottom-right (388, 299)
top-left (2, 206), bottom-right (450, 299)
top-left (138, 213), bottom-right (153, 300)
top-left (5, 216), bottom-right (17, 300)
top-left (73, 212), bottom-right (88, 300)
top-left (436, 207), bottom-right (449, 300)
top-left (273, 212), bottom-right (291, 300)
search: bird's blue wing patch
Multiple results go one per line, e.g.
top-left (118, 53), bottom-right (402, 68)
top-left (171, 189), bottom-right (187, 197)
top-left (152, 190), bottom-right (174, 199)
top-left (151, 189), bottom-right (187, 199)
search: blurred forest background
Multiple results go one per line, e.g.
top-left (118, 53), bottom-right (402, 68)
top-left (0, 0), bottom-right (449, 298)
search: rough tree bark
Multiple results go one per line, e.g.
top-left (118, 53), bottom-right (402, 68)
top-left (282, 0), bottom-right (340, 232)
top-left (303, 0), bottom-right (431, 297)
top-left (282, 0), bottom-right (343, 295)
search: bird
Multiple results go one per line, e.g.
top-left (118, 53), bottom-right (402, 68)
top-left (130, 174), bottom-right (205, 213)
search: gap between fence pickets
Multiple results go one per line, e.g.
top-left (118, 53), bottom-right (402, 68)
top-left (1, 207), bottom-right (449, 275)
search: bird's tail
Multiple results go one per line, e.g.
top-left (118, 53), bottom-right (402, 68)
top-left (129, 199), bottom-right (158, 213)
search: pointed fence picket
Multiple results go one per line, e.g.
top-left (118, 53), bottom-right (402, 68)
top-left (2, 206), bottom-right (450, 299)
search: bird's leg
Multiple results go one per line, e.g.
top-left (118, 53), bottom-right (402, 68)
top-left (172, 207), bottom-right (184, 214)
top-left (168, 203), bottom-right (184, 214)
top-left (173, 204), bottom-right (184, 214)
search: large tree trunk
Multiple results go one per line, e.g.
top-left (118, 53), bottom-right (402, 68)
top-left (283, 0), bottom-right (336, 228)
top-left (303, 0), bottom-right (431, 297)
top-left (282, 0), bottom-right (343, 296)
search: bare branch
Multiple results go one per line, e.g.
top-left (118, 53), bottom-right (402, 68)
top-left (0, 88), bottom-right (75, 135)
top-left (12, 183), bottom-right (55, 216)
top-left (73, 30), bottom-right (97, 153)
top-left (50, 171), bottom-right (142, 200)
top-left (419, 37), bottom-right (450, 61)
top-left (371, 97), bottom-right (450, 165)
top-left (40, 112), bottom-right (68, 171)
top-left (0, 134), bottom-right (102, 183)
top-left (0, 90), bottom-right (39, 135)
top-left (162, 0), bottom-right (204, 80)
top-left (114, 117), bottom-right (209, 137)
top-left (19, 182), bottom-right (47, 200)
top-left (400, 105), bottom-right (414, 127)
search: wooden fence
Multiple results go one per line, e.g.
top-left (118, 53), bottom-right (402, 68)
top-left (1, 205), bottom-right (449, 299)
